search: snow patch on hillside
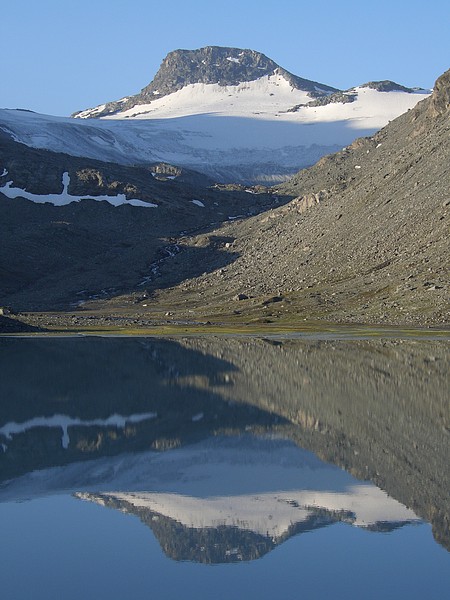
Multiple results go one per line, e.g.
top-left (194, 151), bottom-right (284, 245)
top-left (191, 199), bottom-right (205, 207)
top-left (0, 412), bottom-right (157, 450)
top-left (0, 171), bottom-right (158, 208)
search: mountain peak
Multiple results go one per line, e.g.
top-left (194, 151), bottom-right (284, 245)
top-left (142, 46), bottom-right (336, 95)
top-left (73, 46), bottom-right (338, 118)
top-left (139, 46), bottom-right (281, 100)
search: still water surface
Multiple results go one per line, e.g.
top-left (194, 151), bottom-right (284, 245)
top-left (0, 334), bottom-right (449, 599)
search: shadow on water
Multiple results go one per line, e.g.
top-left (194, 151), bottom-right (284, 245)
top-left (0, 315), bottom-right (45, 333)
top-left (0, 337), bottom-right (283, 480)
top-left (0, 335), bottom-right (448, 555)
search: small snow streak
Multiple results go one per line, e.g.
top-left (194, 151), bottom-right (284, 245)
top-left (191, 199), bottom-right (205, 207)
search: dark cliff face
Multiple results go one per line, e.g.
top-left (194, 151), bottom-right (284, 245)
top-left (73, 46), bottom-right (338, 118)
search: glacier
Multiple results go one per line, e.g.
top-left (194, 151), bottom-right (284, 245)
top-left (0, 74), bottom-right (430, 184)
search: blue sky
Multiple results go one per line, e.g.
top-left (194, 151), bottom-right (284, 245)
top-left (2, 0), bottom-right (449, 116)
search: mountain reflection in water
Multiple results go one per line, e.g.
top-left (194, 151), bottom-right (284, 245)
top-left (74, 437), bottom-right (420, 564)
top-left (0, 334), bottom-right (448, 560)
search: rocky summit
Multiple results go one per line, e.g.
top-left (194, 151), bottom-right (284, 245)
top-left (73, 46), bottom-right (337, 118)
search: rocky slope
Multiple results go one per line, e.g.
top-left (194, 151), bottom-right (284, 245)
top-left (139, 69), bottom-right (449, 325)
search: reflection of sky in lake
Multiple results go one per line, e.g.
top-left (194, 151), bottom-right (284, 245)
top-left (1, 492), bottom-right (448, 600)
top-left (1, 436), bottom-right (449, 599)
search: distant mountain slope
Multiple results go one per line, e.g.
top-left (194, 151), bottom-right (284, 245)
top-left (0, 46), bottom-right (429, 183)
top-left (0, 135), bottom-right (279, 310)
top-left (144, 69), bottom-right (449, 325)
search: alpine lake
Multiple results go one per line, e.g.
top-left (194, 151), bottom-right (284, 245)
top-left (1, 329), bottom-right (449, 599)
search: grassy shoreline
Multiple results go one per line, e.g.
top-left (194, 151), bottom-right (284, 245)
top-left (1, 312), bottom-right (449, 339)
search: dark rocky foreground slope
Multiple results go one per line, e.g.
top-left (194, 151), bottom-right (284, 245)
top-left (73, 46), bottom-right (337, 118)
top-left (136, 69), bottom-right (449, 326)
